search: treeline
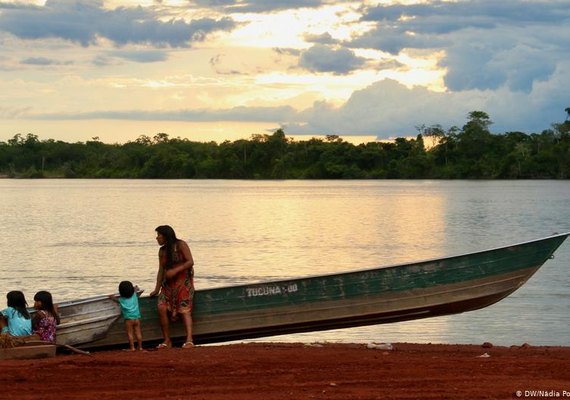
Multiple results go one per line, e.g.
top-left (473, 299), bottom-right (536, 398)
top-left (1, 110), bottom-right (570, 179)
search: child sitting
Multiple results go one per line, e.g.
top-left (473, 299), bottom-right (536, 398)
top-left (109, 281), bottom-right (143, 351)
top-left (0, 291), bottom-right (32, 336)
top-left (32, 291), bottom-right (60, 343)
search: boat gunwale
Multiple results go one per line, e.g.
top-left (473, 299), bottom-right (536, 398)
top-left (56, 290), bottom-right (143, 309)
top-left (182, 232), bottom-right (570, 294)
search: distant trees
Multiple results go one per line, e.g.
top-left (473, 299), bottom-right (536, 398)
top-left (1, 109), bottom-right (570, 179)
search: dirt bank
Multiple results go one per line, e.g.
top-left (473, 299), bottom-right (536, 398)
top-left (1, 342), bottom-right (569, 399)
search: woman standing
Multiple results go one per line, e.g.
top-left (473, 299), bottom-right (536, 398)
top-left (150, 225), bottom-right (195, 348)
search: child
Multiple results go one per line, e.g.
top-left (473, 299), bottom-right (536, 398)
top-left (32, 291), bottom-right (60, 343)
top-left (0, 291), bottom-right (32, 336)
top-left (109, 281), bottom-right (143, 351)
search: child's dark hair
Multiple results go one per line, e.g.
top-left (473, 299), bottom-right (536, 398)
top-left (118, 281), bottom-right (135, 298)
top-left (7, 290), bottom-right (30, 319)
top-left (34, 290), bottom-right (61, 324)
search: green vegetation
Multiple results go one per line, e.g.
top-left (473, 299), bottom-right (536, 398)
top-left (2, 110), bottom-right (570, 179)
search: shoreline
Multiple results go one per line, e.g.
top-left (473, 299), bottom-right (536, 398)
top-left (1, 341), bottom-right (569, 399)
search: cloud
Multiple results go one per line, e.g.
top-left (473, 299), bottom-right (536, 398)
top-left (0, 105), bottom-right (32, 119)
top-left (24, 105), bottom-right (301, 123)
top-left (208, 53), bottom-right (245, 75)
top-left (350, 26), bottom-right (448, 56)
top-left (441, 44), bottom-right (506, 91)
top-left (192, 0), bottom-right (237, 6)
top-left (442, 40), bottom-right (556, 93)
top-left (285, 79), bottom-right (460, 137)
top-left (298, 44), bottom-right (367, 75)
top-left (91, 50), bottom-right (168, 66)
top-left (0, 0), bottom-right (237, 47)
top-left (361, 1), bottom-right (570, 32)
top-left (283, 69), bottom-right (570, 138)
top-left (303, 32), bottom-right (338, 45)
top-left (21, 57), bottom-right (73, 66)
top-left (10, 67), bottom-right (570, 140)
top-left (350, 0), bottom-right (570, 93)
top-left (273, 48), bottom-right (301, 57)
top-left (108, 50), bottom-right (169, 63)
top-left (2, 0), bottom-right (570, 144)
top-left (220, 0), bottom-right (325, 13)
top-left (0, 2), bottom-right (37, 10)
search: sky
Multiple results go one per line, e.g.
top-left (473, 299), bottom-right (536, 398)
top-left (0, 0), bottom-right (569, 145)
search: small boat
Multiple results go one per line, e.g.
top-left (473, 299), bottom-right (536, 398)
top-left (56, 295), bottom-right (122, 346)
top-left (54, 288), bottom-right (144, 347)
top-left (53, 232), bottom-right (569, 350)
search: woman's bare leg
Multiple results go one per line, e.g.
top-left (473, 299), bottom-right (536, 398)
top-left (157, 303), bottom-right (171, 346)
top-left (180, 312), bottom-right (193, 344)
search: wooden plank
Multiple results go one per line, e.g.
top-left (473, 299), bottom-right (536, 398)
top-left (0, 345), bottom-right (56, 360)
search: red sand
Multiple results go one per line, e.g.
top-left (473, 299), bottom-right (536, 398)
top-left (1, 342), bottom-right (570, 399)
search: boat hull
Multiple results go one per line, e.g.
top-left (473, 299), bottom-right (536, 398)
top-left (55, 296), bottom-right (121, 346)
top-left (70, 232), bottom-right (568, 349)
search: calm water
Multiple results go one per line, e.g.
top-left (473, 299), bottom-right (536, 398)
top-left (1, 179), bottom-right (570, 346)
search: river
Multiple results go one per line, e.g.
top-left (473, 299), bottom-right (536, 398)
top-left (1, 179), bottom-right (569, 346)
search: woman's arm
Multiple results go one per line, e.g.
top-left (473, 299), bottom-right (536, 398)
top-left (149, 250), bottom-right (166, 296)
top-left (164, 240), bottom-right (194, 280)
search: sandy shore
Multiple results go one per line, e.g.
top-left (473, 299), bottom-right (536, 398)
top-left (1, 342), bottom-right (569, 399)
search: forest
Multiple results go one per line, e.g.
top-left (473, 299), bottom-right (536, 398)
top-left (1, 110), bottom-right (570, 179)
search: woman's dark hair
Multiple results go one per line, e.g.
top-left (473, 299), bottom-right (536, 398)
top-left (156, 225), bottom-right (179, 268)
top-left (118, 281), bottom-right (135, 298)
top-left (7, 290), bottom-right (30, 320)
top-left (34, 290), bottom-right (60, 324)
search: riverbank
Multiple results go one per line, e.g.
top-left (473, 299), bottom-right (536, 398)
top-left (1, 342), bottom-right (569, 399)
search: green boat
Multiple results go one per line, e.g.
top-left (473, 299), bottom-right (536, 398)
top-left (55, 232), bottom-right (569, 349)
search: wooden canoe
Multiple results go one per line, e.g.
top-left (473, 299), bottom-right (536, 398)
top-left (53, 232), bottom-right (569, 349)
top-left (54, 289), bottom-right (143, 347)
top-left (55, 295), bottom-right (121, 346)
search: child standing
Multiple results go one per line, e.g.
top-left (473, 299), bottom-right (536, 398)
top-left (32, 291), bottom-right (60, 343)
top-left (110, 281), bottom-right (143, 351)
top-left (0, 291), bottom-right (32, 336)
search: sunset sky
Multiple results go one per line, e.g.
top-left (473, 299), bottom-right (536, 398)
top-left (1, 0), bottom-right (569, 144)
